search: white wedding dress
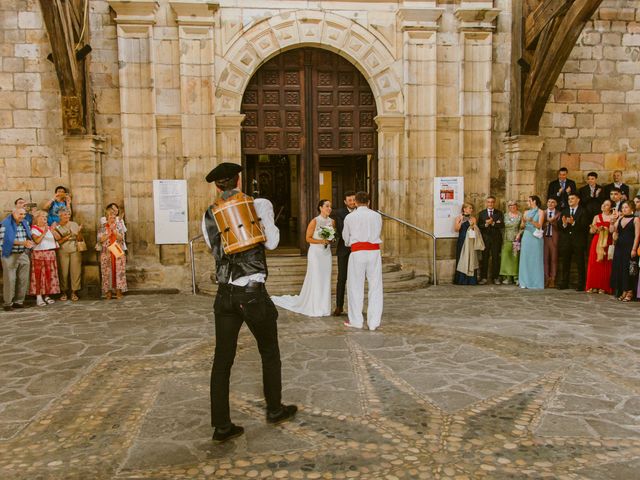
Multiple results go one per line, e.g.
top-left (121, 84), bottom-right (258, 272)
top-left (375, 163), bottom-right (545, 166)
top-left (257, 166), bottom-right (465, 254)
top-left (272, 215), bottom-right (333, 317)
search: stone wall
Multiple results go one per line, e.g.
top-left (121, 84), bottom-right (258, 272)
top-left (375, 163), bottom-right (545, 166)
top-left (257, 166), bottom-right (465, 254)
top-left (538, 0), bottom-right (640, 198)
top-left (0, 0), bottom-right (68, 213)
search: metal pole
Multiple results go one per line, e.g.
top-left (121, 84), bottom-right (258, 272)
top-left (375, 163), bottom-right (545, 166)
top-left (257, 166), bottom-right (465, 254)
top-left (189, 234), bottom-right (203, 295)
top-left (432, 237), bottom-right (437, 286)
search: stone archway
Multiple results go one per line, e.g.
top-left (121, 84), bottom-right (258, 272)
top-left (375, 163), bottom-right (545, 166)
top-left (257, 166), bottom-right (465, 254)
top-left (214, 10), bottom-right (405, 182)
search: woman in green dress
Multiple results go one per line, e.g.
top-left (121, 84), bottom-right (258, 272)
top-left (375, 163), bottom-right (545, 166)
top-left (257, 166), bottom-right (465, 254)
top-left (499, 200), bottom-right (522, 284)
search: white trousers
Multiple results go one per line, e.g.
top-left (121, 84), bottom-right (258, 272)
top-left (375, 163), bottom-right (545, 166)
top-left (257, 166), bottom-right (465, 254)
top-left (347, 250), bottom-right (383, 329)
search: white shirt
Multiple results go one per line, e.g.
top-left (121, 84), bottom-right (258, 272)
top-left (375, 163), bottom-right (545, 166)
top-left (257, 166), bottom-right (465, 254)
top-left (342, 206), bottom-right (382, 247)
top-left (31, 226), bottom-right (57, 251)
top-left (202, 197), bottom-right (279, 285)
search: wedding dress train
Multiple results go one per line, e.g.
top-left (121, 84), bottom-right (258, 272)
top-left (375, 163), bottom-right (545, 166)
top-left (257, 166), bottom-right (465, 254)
top-left (271, 215), bottom-right (332, 317)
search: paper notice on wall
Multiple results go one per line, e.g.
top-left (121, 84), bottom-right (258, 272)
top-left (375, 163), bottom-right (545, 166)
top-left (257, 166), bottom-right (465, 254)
top-left (153, 180), bottom-right (189, 244)
top-left (434, 177), bottom-right (464, 238)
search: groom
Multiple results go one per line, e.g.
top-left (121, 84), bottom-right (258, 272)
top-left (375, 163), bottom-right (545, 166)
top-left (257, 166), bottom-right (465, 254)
top-left (342, 191), bottom-right (383, 331)
top-left (332, 190), bottom-right (356, 316)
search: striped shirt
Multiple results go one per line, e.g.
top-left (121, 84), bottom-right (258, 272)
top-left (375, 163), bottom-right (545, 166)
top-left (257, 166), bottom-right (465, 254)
top-left (0, 223), bottom-right (28, 254)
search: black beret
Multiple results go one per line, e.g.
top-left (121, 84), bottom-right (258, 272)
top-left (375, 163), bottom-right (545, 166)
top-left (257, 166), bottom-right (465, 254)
top-left (205, 162), bottom-right (242, 183)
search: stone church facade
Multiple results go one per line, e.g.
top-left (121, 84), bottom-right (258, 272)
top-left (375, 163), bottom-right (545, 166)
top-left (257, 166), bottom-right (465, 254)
top-left (1, 0), bottom-right (639, 288)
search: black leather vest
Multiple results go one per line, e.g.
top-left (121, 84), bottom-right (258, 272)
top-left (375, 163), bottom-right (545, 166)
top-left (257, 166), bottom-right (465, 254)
top-left (204, 204), bottom-right (268, 284)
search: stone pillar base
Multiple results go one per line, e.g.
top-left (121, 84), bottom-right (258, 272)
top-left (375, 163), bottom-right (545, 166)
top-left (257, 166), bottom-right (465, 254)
top-left (503, 135), bottom-right (544, 205)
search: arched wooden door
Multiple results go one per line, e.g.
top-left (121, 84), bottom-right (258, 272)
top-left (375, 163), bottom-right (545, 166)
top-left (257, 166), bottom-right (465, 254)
top-left (241, 48), bottom-right (377, 251)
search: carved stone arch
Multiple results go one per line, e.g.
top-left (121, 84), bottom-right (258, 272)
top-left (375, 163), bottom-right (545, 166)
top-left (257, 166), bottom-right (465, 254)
top-left (215, 10), bottom-right (403, 117)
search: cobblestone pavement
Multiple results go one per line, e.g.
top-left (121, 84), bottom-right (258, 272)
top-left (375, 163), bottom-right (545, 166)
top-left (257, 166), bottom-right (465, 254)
top-left (1, 286), bottom-right (639, 479)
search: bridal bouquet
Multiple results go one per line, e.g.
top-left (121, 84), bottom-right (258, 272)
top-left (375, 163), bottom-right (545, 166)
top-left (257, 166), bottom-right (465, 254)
top-left (318, 225), bottom-right (336, 249)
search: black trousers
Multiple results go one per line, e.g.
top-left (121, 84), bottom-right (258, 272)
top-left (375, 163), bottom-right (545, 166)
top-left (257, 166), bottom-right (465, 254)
top-left (335, 253), bottom-right (350, 308)
top-left (211, 283), bottom-right (282, 429)
top-left (558, 241), bottom-right (586, 288)
top-left (480, 238), bottom-right (502, 280)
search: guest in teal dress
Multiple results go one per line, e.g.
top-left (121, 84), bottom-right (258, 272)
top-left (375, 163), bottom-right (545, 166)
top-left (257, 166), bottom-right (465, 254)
top-left (499, 200), bottom-right (522, 285)
top-left (518, 195), bottom-right (545, 289)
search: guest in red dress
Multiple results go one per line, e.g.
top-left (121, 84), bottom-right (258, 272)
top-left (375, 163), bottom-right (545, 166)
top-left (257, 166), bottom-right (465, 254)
top-left (585, 199), bottom-right (614, 293)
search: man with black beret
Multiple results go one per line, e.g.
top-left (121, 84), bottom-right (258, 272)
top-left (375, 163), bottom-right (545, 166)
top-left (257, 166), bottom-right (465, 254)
top-left (201, 162), bottom-right (297, 443)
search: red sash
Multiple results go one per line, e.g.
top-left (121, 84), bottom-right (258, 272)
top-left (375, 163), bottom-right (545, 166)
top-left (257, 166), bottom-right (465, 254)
top-left (351, 242), bottom-right (380, 252)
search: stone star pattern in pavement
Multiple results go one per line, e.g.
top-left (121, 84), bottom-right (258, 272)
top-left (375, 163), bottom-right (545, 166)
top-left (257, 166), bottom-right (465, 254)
top-left (0, 288), bottom-right (639, 479)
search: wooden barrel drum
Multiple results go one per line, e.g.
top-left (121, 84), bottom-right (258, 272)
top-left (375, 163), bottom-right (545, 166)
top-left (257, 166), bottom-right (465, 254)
top-left (212, 193), bottom-right (266, 254)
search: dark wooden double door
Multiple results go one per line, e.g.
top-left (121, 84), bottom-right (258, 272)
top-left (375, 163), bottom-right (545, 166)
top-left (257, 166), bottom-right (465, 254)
top-left (241, 48), bottom-right (377, 250)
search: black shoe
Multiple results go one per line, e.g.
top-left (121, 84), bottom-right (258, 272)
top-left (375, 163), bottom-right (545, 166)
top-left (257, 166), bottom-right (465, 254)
top-left (3, 305), bottom-right (12, 312)
top-left (266, 404), bottom-right (298, 425)
top-left (12, 303), bottom-right (25, 309)
top-left (212, 423), bottom-right (244, 443)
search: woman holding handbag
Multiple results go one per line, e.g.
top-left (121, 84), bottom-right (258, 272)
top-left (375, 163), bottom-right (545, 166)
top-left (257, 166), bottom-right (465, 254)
top-left (610, 201), bottom-right (640, 302)
top-left (585, 199), bottom-right (614, 294)
top-left (518, 195), bottom-right (545, 289)
top-left (98, 207), bottom-right (127, 299)
top-left (52, 208), bottom-right (84, 301)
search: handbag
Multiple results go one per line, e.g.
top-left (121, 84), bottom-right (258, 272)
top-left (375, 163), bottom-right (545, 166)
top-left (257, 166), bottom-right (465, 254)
top-left (108, 242), bottom-right (124, 258)
top-left (533, 228), bottom-right (543, 239)
top-left (630, 259), bottom-right (639, 277)
top-left (607, 244), bottom-right (615, 261)
top-left (76, 240), bottom-right (87, 252)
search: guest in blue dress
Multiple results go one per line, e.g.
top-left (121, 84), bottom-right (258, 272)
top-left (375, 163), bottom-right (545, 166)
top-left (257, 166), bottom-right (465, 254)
top-left (454, 203), bottom-right (479, 285)
top-left (519, 195), bottom-right (545, 289)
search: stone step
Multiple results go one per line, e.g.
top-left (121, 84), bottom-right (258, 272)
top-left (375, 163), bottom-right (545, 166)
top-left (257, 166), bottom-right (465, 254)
top-left (197, 274), bottom-right (431, 296)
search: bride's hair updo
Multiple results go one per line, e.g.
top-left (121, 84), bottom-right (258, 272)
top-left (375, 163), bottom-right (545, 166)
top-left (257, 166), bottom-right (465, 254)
top-left (317, 199), bottom-right (330, 212)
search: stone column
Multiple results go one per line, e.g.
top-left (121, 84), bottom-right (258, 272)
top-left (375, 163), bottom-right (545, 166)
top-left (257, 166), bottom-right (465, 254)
top-left (455, 4), bottom-right (499, 202)
top-left (108, 1), bottom-right (159, 260)
top-left (503, 135), bottom-right (545, 204)
top-left (398, 7), bottom-right (443, 267)
top-left (169, 1), bottom-right (219, 263)
top-left (215, 114), bottom-right (244, 165)
top-left (375, 114), bottom-right (405, 259)
top-left (64, 135), bottom-right (106, 288)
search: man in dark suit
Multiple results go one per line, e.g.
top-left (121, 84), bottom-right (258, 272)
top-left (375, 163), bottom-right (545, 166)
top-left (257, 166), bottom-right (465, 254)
top-left (332, 190), bottom-right (356, 316)
top-left (578, 171), bottom-right (604, 221)
top-left (603, 170), bottom-right (630, 201)
top-left (557, 193), bottom-right (590, 291)
top-left (609, 187), bottom-right (623, 213)
top-left (547, 167), bottom-right (577, 210)
top-left (477, 196), bottom-right (504, 285)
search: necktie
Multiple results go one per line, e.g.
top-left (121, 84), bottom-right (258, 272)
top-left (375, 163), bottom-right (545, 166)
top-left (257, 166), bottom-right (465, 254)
top-left (561, 181), bottom-right (565, 190)
top-left (488, 209), bottom-right (493, 218)
top-left (570, 208), bottom-right (575, 217)
top-left (546, 211), bottom-right (553, 236)
top-left (591, 187), bottom-right (595, 197)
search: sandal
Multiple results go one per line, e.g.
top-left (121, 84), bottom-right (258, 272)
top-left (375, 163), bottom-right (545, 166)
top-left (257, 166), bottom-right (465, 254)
top-left (44, 297), bottom-right (55, 305)
top-left (71, 292), bottom-right (79, 302)
top-left (105, 291), bottom-right (112, 300)
top-left (60, 294), bottom-right (68, 301)
top-left (115, 290), bottom-right (123, 300)
top-left (37, 298), bottom-right (46, 307)
top-left (622, 292), bottom-right (634, 302)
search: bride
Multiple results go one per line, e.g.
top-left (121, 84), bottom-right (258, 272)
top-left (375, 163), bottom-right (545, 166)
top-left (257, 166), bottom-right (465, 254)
top-left (272, 199), bottom-right (335, 317)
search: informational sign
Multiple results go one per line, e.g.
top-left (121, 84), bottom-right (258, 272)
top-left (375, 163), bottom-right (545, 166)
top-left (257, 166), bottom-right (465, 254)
top-left (153, 179), bottom-right (188, 244)
top-left (434, 177), bottom-right (464, 238)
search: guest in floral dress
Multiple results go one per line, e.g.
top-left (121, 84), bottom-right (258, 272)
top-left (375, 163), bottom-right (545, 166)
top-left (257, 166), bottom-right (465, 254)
top-left (99, 203), bottom-right (127, 252)
top-left (585, 200), bottom-right (614, 294)
top-left (499, 200), bottom-right (522, 285)
top-left (98, 208), bottom-right (127, 299)
top-left (29, 211), bottom-right (61, 306)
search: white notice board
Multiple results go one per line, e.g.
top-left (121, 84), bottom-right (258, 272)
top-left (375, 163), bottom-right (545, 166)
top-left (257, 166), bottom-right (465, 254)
top-left (433, 177), bottom-right (464, 238)
top-left (153, 179), bottom-right (188, 244)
